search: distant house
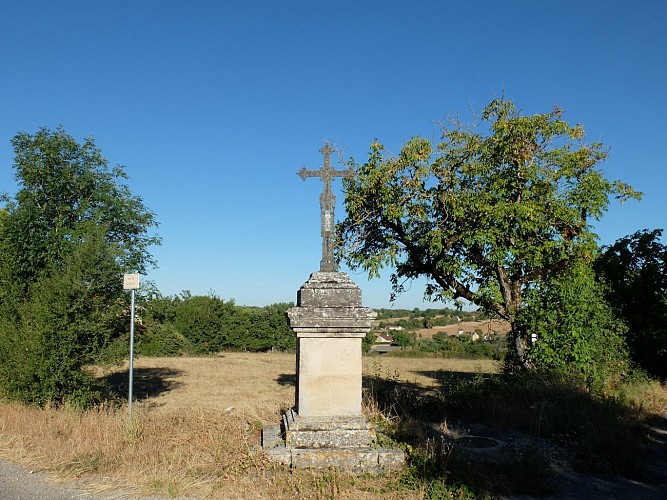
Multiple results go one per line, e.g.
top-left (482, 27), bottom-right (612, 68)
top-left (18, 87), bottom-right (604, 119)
top-left (372, 332), bottom-right (401, 353)
top-left (374, 333), bottom-right (394, 345)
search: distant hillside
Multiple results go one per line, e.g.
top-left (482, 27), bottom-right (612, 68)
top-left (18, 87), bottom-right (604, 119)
top-left (373, 307), bottom-right (493, 331)
top-left (412, 319), bottom-right (511, 340)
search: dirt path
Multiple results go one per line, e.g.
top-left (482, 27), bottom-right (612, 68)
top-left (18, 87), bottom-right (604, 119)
top-left (0, 459), bottom-right (182, 500)
top-left (506, 406), bottom-right (667, 499)
top-left (0, 459), bottom-right (82, 500)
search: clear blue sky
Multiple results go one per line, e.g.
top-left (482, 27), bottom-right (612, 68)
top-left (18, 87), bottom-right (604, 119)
top-left (1, 1), bottom-right (665, 309)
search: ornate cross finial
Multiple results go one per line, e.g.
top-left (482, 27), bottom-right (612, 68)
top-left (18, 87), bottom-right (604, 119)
top-left (297, 143), bottom-right (354, 272)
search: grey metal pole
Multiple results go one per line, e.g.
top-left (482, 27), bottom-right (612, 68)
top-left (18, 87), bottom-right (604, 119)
top-left (129, 288), bottom-right (135, 415)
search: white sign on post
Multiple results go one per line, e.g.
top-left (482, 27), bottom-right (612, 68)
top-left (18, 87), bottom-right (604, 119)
top-left (123, 273), bottom-right (140, 415)
top-left (123, 273), bottom-right (140, 290)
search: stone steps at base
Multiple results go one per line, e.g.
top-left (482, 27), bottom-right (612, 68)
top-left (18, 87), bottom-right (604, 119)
top-left (263, 444), bottom-right (405, 473)
top-left (261, 424), bottom-right (404, 472)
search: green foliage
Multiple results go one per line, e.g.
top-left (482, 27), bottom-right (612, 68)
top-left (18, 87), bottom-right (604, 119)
top-left (384, 333), bottom-right (505, 360)
top-left (520, 261), bottom-right (630, 388)
top-left (243, 303), bottom-right (296, 351)
top-left (2, 127), bottom-right (160, 286)
top-left (421, 333), bottom-right (504, 359)
top-left (0, 127), bottom-right (160, 407)
top-left (0, 232), bottom-right (125, 406)
top-left (140, 293), bottom-right (295, 355)
top-left (367, 369), bottom-right (663, 494)
top-left (374, 306), bottom-right (479, 322)
top-left (388, 330), bottom-right (411, 347)
top-left (338, 99), bottom-right (640, 366)
top-left (595, 229), bottom-right (667, 379)
top-left (374, 308), bottom-right (415, 320)
top-left (362, 331), bottom-right (375, 353)
top-left (136, 323), bottom-right (192, 357)
top-left (437, 372), bottom-right (657, 477)
top-left (170, 294), bottom-right (237, 353)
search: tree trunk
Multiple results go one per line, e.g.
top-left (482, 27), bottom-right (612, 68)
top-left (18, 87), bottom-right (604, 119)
top-left (506, 321), bottom-right (533, 372)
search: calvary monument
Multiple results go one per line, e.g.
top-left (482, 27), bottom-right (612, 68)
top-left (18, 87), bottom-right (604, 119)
top-left (261, 143), bottom-right (404, 472)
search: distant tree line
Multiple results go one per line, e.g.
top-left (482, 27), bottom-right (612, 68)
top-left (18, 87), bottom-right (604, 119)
top-left (390, 331), bottom-right (506, 360)
top-left (375, 307), bottom-right (483, 323)
top-left (136, 291), bottom-right (295, 355)
top-left (375, 308), bottom-right (484, 331)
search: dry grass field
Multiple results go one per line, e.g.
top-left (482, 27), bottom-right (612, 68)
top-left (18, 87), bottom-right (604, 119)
top-left (0, 353), bottom-right (499, 499)
top-left (109, 353), bottom-right (500, 418)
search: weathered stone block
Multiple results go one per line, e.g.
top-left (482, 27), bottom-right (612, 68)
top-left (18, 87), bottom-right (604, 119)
top-left (377, 447), bottom-right (407, 469)
top-left (297, 287), bottom-right (362, 308)
top-left (261, 424), bottom-right (284, 448)
top-left (283, 411), bottom-right (376, 448)
top-left (291, 448), bottom-right (379, 471)
top-left (291, 272), bottom-right (368, 309)
top-left (296, 337), bottom-right (362, 416)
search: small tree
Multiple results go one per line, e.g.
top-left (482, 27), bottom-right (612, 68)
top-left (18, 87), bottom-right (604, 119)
top-left (521, 260), bottom-right (629, 388)
top-left (0, 127), bottom-right (160, 406)
top-left (595, 229), bottom-right (667, 379)
top-left (172, 295), bottom-right (235, 353)
top-left (338, 99), bottom-right (640, 368)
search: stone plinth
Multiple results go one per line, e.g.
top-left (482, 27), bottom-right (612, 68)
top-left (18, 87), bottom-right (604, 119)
top-left (296, 337), bottom-right (363, 416)
top-left (261, 271), bottom-right (404, 472)
top-left (288, 272), bottom-right (375, 418)
top-left (289, 271), bottom-right (375, 336)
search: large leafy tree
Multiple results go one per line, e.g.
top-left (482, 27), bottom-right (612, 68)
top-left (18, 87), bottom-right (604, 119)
top-left (0, 127), bottom-right (160, 406)
top-left (595, 229), bottom-right (667, 379)
top-left (338, 99), bottom-right (639, 367)
top-left (2, 126), bottom-right (159, 286)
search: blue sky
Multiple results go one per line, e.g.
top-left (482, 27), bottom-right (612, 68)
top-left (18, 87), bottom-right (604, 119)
top-left (1, 1), bottom-right (665, 309)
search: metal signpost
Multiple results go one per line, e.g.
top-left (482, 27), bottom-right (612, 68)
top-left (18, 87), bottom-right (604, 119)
top-left (123, 273), bottom-right (140, 415)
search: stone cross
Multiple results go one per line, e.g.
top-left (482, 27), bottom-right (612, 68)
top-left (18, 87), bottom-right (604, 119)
top-left (297, 143), bottom-right (354, 272)
top-left (260, 146), bottom-right (405, 471)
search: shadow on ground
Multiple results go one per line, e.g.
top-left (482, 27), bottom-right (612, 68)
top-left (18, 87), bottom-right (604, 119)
top-left (360, 367), bottom-right (667, 499)
top-left (276, 373), bottom-right (296, 386)
top-left (102, 367), bottom-right (184, 401)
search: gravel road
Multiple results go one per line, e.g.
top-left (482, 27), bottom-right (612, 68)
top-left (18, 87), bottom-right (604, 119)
top-left (0, 460), bottom-right (83, 500)
top-left (0, 460), bottom-right (179, 500)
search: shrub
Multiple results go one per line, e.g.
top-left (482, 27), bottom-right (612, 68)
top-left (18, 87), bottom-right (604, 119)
top-left (521, 261), bottom-right (630, 390)
top-left (137, 323), bottom-right (192, 357)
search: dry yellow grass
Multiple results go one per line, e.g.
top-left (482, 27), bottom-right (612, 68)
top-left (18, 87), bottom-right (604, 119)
top-left (99, 353), bottom-right (500, 417)
top-left (113, 353), bottom-right (298, 420)
top-left (0, 353), bottom-right (500, 499)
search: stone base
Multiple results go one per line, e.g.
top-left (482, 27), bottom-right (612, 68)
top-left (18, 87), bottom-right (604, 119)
top-left (261, 411), bottom-right (405, 473)
top-left (283, 409), bottom-right (375, 448)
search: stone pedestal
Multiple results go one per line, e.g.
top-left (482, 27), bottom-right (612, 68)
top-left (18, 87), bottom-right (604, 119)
top-left (290, 272), bottom-right (373, 418)
top-left (262, 272), bottom-right (404, 472)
